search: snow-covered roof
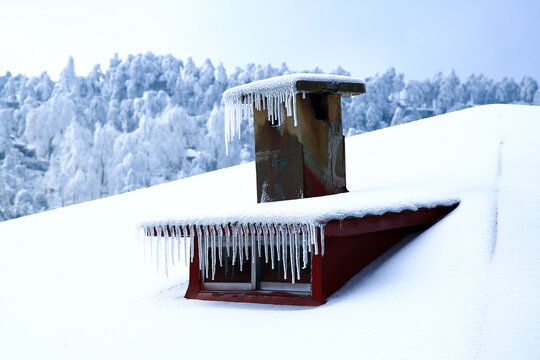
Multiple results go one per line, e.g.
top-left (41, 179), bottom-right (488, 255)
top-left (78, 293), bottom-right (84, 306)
top-left (140, 182), bottom-right (458, 281)
top-left (141, 184), bottom-right (457, 228)
top-left (1, 105), bottom-right (540, 359)
top-left (223, 74), bottom-right (365, 153)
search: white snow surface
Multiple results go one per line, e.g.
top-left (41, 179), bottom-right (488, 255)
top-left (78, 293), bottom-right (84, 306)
top-left (223, 73), bottom-right (364, 153)
top-left (141, 183), bottom-right (458, 227)
top-left (1, 104), bottom-right (540, 359)
top-left (141, 170), bottom-right (459, 281)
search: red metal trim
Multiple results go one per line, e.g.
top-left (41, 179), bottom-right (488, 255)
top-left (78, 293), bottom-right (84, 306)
top-left (321, 225), bottom-right (426, 300)
top-left (184, 235), bottom-right (201, 299)
top-left (304, 165), bottom-right (344, 198)
top-left (192, 291), bottom-right (324, 306)
top-left (311, 251), bottom-right (325, 304)
top-left (324, 204), bottom-right (459, 237)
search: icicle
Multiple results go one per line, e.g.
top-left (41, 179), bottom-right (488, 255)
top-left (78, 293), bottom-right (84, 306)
top-left (273, 223), bottom-right (280, 262)
top-left (292, 92), bottom-right (298, 127)
top-left (288, 225), bottom-right (296, 284)
top-left (263, 223), bottom-right (269, 263)
top-left (180, 225), bottom-right (187, 266)
top-left (163, 226), bottom-right (170, 277)
top-left (168, 227), bottom-right (173, 276)
top-left (224, 77), bottom-right (309, 154)
top-left (249, 224), bottom-right (256, 264)
top-left (174, 226), bottom-right (179, 265)
top-left (232, 225), bottom-right (238, 266)
top-left (225, 223), bottom-right (231, 257)
top-left (178, 225), bottom-right (182, 265)
top-left (256, 223), bottom-right (262, 258)
top-left (242, 224), bottom-right (249, 261)
top-left (305, 224), bottom-right (311, 253)
top-left (269, 223), bottom-right (275, 269)
top-left (173, 226), bottom-right (179, 266)
top-left (169, 227), bottom-right (174, 269)
top-left (156, 226), bottom-right (161, 270)
top-left (150, 227), bottom-right (155, 268)
top-left (156, 227), bottom-right (163, 273)
top-left (145, 227), bottom-right (152, 266)
top-left (169, 226), bottom-right (175, 267)
top-left (156, 226), bottom-right (162, 274)
top-left (319, 224), bottom-right (325, 256)
top-left (294, 224), bottom-right (300, 280)
top-left (196, 225), bottom-right (203, 271)
top-left (279, 103), bottom-right (286, 126)
top-left (138, 227), bottom-right (145, 264)
top-left (142, 227), bottom-right (147, 264)
top-left (279, 225), bottom-right (287, 280)
top-left (142, 226), bottom-right (149, 258)
top-left (237, 225), bottom-right (244, 271)
top-left (203, 225), bottom-right (210, 279)
top-left (211, 225), bottom-right (217, 280)
top-left (218, 224), bottom-right (223, 267)
top-left (311, 223), bottom-right (319, 255)
top-left (172, 226), bottom-right (178, 266)
top-left (286, 92), bottom-right (292, 117)
top-left (252, 224), bottom-right (257, 264)
top-left (149, 227), bottom-right (154, 264)
top-left (154, 227), bottom-right (160, 273)
top-left (190, 225), bottom-right (195, 263)
top-left (149, 227), bottom-right (155, 267)
top-left (143, 228), bottom-right (149, 265)
top-left (302, 224), bottom-right (308, 268)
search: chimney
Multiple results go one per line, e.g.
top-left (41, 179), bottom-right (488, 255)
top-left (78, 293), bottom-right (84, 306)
top-left (224, 74), bottom-right (365, 203)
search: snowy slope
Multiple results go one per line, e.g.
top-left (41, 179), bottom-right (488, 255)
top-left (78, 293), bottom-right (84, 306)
top-left (1, 104), bottom-right (539, 359)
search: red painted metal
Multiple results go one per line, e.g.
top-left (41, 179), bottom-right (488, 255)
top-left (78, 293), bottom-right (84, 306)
top-left (184, 237), bottom-right (201, 299)
top-left (321, 225), bottom-right (425, 300)
top-left (324, 205), bottom-right (458, 237)
top-left (303, 165), bottom-right (335, 198)
top-left (193, 291), bottom-right (324, 306)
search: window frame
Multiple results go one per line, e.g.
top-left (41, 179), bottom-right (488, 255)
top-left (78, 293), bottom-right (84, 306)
top-left (200, 239), bottom-right (311, 294)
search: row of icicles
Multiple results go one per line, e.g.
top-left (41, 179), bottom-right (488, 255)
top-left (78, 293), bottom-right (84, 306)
top-left (224, 90), bottom-right (356, 155)
top-left (224, 90), bottom-right (305, 155)
top-left (140, 222), bottom-right (326, 283)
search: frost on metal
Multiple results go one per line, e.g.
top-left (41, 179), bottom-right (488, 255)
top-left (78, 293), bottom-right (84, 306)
top-left (223, 73), bottom-right (364, 154)
top-left (139, 222), bottom-right (325, 283)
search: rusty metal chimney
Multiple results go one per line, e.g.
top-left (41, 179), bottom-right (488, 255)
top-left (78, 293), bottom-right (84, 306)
top-left (224, 74), bottom-right (365, 203)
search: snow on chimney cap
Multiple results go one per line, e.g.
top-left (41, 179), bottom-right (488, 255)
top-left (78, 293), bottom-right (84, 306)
top-left (223, 73), bottom-right (365, 101)
top-left (223, 73), bottom-right (365, 154)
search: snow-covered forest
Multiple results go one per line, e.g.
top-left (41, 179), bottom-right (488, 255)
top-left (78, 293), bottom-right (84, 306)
top-left (1, 53), bottom-right (539, 221)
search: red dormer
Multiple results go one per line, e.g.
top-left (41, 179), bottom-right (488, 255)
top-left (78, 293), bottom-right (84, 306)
top-left (142, 74), bottom-right (458, 305)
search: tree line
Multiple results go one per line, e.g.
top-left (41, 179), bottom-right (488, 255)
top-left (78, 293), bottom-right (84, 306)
top-left (0, 53), bottom-right (538, 220)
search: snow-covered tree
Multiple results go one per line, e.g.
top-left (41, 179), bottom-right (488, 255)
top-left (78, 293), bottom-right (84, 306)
top-left (0, 53), bottom-right (538, 221)
top-left (520, 76), bottom-right (538, 103)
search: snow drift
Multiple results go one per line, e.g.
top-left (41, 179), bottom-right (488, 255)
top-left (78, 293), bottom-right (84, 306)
top-left (0, 104), bottom-right (539, 359)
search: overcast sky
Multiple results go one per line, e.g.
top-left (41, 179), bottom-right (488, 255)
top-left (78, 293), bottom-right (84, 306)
top-left (1, 0), bottom-right (539, 81)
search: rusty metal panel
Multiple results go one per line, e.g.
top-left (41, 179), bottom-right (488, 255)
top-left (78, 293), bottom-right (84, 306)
top-left (254, 104), bottom-right (304, 202)
top-left (254, 93), bottom-right (347, 203)
top-left (298, 93), bottom-right (347, 197)
top-left (295, 80), bottom-right (365, 95)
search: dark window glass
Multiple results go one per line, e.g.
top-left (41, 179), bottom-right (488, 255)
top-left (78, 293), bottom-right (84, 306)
top-left (204, 246), bottom-right (252, 283)
top-left (260, 245), bottom-right (311, 283)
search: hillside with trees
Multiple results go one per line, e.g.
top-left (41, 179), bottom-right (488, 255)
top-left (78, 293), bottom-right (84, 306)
top-left (1, 53), bottom-right (538, 221)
